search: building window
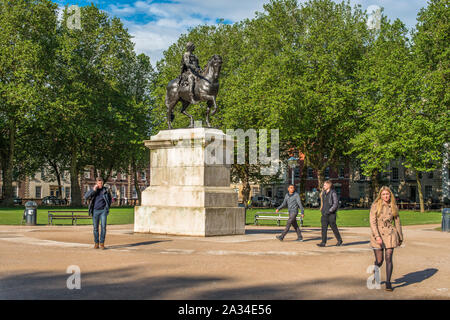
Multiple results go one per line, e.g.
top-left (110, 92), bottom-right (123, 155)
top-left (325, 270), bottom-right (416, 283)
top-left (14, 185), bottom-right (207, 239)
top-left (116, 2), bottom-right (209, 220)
top-left (277, 188), bottom-right (284, 199)
top-left (428, 171), bottom-right (434, 179)
top-left (339, 167), bottom-right (345, 178)
top-left (132, 187), bottom-right (137, 199)
top-left (121, 186), bottom-right (126, 198)
top-left (359, 185), bottom-right (365, 199)
top-left (121, 172), bottom-right (127, 181)
top-left (141, 171), bottom-right (146, 180)
top-left (392, 185), bottom-right (399, 197)
top-left (335, 186), bottom-right (342, 198)
top-left (35, 186), bottom-right (42, 199)
top-left (84, 170), bottom-right (91, 179)
top-left (13, 186), bottom-right (19, 198)
top-left (392, 167), bottom-right (399, 181)
top-left (294, 167), bottom-right (300, 179)
top-left (111, 185), bottom-right (117, 198)
top-left (65, 187), bottom-right (70, 199)
top-left (425, 186), bottom-right (433, 199)
top-left (307, 167), bottom-right (314, 179)
top-left (325, 167), bottom-right (330, 179)
top-left (359, 167), bottom-right (366, 181)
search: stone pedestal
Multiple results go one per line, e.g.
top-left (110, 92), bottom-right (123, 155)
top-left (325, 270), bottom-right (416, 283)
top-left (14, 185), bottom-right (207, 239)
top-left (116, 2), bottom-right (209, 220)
top-left (134, 128), bottom-right (245, 236)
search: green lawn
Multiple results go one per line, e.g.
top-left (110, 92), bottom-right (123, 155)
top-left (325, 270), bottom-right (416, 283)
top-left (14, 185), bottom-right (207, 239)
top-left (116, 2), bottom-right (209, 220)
top-left (0, 206), bottom-right (442, 227)
top-left (246, 208), bottom-right (442, 227)
top-left (0, 206), bottom-right (134, 226)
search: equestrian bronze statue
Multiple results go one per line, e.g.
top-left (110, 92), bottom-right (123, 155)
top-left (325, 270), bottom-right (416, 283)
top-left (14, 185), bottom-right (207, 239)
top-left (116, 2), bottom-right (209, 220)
top-left (165, 42), bottom-right (223, 129)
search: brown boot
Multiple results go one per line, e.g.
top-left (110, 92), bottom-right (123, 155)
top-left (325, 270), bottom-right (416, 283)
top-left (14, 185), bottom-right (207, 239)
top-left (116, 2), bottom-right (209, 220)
top-left (100, 243), bottom-right (105, 250)
top-left (94, 243), bottom-right (99, 249)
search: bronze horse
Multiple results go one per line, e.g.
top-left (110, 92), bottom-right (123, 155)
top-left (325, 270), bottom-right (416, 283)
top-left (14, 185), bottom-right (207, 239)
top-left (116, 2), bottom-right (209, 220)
top-left (165, 54), bottom-right (223, 129)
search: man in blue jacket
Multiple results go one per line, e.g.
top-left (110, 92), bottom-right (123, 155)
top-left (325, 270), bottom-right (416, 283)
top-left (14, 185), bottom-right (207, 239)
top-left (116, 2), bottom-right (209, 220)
top-left (84, 177), bottom-right (112, 249)
top-left (276, 184), bottom-right (305, 242)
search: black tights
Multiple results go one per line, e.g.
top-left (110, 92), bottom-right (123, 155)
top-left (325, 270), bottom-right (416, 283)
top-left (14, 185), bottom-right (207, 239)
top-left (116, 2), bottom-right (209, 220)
top-left (373, 248), bottom-right (394, 283)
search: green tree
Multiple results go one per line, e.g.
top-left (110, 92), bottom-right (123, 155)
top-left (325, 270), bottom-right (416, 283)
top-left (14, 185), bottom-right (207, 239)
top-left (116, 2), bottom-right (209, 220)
top-left (266, 0), bottom-right (369, 190)
top-left (351, 1), bottom-right (448, 210)
top-left (54, 5), bottom-right (149, 206)
top-left (0, 0), bottom-right (58, 205)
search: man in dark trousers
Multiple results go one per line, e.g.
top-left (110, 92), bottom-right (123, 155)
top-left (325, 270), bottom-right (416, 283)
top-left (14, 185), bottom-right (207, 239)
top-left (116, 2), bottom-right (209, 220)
top-left (317, 180), bottom-right (343, 247)
top-left (84, 177), bottom-right (112, 249)
top-left (275, 184), bottom-right (305, 242)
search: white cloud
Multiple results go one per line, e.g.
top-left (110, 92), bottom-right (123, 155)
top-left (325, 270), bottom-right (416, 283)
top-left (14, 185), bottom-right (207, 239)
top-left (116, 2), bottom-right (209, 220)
top-left (107, 0), bottom-right (267, 65)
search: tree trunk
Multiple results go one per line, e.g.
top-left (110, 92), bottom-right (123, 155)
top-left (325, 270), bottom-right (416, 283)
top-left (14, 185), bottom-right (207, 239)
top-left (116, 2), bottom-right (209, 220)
top-left (242, 179), bottom-right (251, 209)
top-left (132, 160), bottom-right (142, 206)
top-left (299, 161), bottom-right (307, 202)
top-left (416, 171), bottom-right (425, 213)
top-left (316, 168), bottom-right (325, 193)
top-left (70, 153), bottom-right (82, 207)
top-left (370, 170), bottom-right (380, 202)
top-left (103, 165), bottom-right (113, 183)
top-left (1, 123), bottom-right (16, 206)
top-left (239, 165), bottom-right (251, 209)
top-left (49, 161), bottom-right (63, 199)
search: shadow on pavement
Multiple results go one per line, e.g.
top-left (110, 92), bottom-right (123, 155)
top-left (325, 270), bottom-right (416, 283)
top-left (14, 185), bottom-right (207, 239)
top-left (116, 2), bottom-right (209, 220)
top-left (0, 267), bottom-right (368, 300)
top-left (393, 268), bottom-right (438, 289)
top-left (106, 240), bottom-right (170, 250)
top-left (245, 228), bottom-right (318, 235)
top-left (342, 241), bottom-right (370, 246)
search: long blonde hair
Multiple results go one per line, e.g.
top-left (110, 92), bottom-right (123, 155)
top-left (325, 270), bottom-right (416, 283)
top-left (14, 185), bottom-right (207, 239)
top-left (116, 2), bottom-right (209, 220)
top-left (373, 186), bottom-right (399, 217)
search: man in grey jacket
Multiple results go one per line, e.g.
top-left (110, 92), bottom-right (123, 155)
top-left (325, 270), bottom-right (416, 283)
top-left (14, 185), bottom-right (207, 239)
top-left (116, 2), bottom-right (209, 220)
top-left (276, 185), bottom-right (305, 242)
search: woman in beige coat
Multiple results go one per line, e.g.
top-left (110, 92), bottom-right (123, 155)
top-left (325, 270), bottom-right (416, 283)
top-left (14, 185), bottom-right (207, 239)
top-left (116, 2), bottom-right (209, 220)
top-left (370, 186), bottom-right (403, 291)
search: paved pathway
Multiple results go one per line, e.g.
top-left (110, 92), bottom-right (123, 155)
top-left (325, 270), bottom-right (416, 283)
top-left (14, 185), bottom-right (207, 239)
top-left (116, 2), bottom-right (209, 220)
top-left (0, 224), bottom-right (448, 299)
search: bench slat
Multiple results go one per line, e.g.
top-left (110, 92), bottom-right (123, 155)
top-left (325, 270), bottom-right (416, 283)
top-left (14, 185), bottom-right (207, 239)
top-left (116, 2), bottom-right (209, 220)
top-left (254, 213), bottom-right (303, 226)
top-left (48, 211), bottom-right (91, 225)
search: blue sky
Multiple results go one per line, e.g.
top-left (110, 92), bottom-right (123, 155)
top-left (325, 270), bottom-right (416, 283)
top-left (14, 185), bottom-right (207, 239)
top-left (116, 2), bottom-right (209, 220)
top-left (55, 0), bottom-right (429, 65)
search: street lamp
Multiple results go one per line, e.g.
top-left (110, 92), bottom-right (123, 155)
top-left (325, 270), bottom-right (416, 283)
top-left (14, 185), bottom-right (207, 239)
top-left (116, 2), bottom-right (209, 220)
top-left (288, 156), bottom-right (299, 186)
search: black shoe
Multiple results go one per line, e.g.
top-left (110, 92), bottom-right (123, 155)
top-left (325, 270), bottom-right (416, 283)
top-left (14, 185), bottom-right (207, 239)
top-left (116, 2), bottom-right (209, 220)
top-left (276, 235), bottom-right (284, 241)
top-left (385, 282), bottom-right (393, 292)
top-left (336, 240), bottom-right (343, 246)
top-left (295, 238), bottom-right (304, 242)
top-left (316, 243), bottom-right (326, 247)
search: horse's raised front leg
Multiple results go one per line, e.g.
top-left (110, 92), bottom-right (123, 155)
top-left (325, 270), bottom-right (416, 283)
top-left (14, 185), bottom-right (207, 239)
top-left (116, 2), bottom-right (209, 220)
top-left (205, 96), bottom-right (218, 128)
top-left (181, 100), bottom-right (195, 128)
top-left (210, 96), bottom-right (218, 117)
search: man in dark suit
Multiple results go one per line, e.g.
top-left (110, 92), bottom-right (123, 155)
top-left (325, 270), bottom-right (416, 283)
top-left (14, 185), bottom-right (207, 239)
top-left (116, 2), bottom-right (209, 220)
top-left (317, 180), bottom-right (343, 247)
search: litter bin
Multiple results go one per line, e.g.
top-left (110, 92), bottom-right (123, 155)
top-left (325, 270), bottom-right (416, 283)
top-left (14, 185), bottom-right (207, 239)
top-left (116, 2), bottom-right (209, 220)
top-left (442, 208), bottom-right (450, 232)
top-left (24, 201), bottom-right (38, 226)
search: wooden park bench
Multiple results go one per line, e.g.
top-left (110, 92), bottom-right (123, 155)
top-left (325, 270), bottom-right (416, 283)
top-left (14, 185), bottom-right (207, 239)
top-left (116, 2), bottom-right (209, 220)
top-left (48, 211), bottom-right (91, 226)
top-left (254, 212), bottom-right (303, 227)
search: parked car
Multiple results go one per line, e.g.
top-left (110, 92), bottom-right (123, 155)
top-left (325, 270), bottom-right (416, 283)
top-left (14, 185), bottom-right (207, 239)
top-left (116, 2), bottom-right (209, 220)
top-left (271, 197), bottom-right (283, 207)
top-left (339, 197), bottom-right (352, 208)
top-left (42, 196), bottom-right (67, 205)
top-left (251, 196), bottom-right (274, 208)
